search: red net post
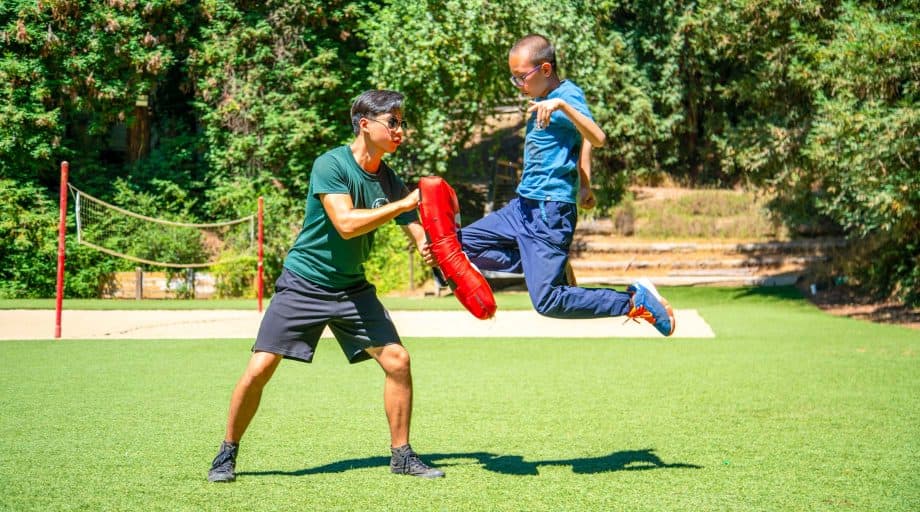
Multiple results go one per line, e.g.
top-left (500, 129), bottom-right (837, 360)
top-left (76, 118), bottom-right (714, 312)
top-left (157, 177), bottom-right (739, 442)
top-left (54, 162), bottom-right (69, 338)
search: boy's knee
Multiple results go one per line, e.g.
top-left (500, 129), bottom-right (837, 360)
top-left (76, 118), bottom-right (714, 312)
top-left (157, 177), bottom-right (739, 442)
top-left (390, 345), bottom-right (411, 367)
top-left (532, 291), bottom-right (566, 318)
top-left (243, 352), bottom-right (281, 386)
top-left (533, 302), bottom-right (566, 318)
top-left (380, 344), bottom-right (411, 375)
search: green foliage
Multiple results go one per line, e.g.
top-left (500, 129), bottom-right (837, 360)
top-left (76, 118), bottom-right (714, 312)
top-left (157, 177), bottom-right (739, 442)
top-left (363, 221), bottom-right (430, 294)
top-left (361, 0), bottom-right (664, 183)
top-left (89, 180), bottom-right (209, 270)
top-left (0, 0), bottom-right (196, 186)
top-left (211, 253), bottom-right (258, 298)
top-left (796, 3), bottom-right (920, 303)
top-left (361, 0), bottom-right (526, 176)
top-left (0, 179), bottom-right (117, 298)
top-left (124, 119), bottom-right (208, 201)
top-left (0, 179), bottom-right (60, 298)
top-left (204, 176), bottom-right (301, 296)
top-left (188, 0), bottom-right (371, 194)
top-left (1, 1), bottom-right (916, 303)
top-left (543, 1), bottom-right (667, 181)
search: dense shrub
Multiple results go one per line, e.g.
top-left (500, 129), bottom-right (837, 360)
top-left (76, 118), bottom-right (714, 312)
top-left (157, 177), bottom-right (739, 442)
top-left (1, 1), bottom-right (916, 303)
top-left (0, 179), bottom-right (117, 298)
top-left (363, 221), bottom-right (431, 295)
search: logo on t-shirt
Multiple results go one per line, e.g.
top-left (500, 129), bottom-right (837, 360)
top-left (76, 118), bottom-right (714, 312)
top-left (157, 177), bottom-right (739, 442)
top-left (372, 197), bottom-right (389, 209)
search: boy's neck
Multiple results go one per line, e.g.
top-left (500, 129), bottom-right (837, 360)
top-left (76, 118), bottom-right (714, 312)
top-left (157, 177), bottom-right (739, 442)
top-left (535, 76), bottom-right (562, 98)
top-left (350, 137), bottom-right (383, 173)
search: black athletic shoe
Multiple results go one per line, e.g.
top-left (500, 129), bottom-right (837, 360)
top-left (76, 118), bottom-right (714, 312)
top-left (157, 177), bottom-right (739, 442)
top-left (390, 444), bottom-right (445, 478)
top-left (207, 441), bottom-right (238, 482)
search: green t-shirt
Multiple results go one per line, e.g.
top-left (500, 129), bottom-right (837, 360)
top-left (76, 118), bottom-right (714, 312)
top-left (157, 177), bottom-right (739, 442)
top-left (283, 145), bottom-right (418, 289)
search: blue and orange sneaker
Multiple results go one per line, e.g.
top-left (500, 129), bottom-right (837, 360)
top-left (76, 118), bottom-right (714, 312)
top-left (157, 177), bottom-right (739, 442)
top-left (626, 278), bottom-right (676, 336)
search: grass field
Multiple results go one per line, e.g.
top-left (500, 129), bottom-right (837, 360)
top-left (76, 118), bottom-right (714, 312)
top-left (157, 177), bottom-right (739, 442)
top-left (1, 287), bottom-right (918, 511)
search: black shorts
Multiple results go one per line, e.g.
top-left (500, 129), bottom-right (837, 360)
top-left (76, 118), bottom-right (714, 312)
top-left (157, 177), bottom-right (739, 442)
top-left (253, 268), bottom-right (401, 364)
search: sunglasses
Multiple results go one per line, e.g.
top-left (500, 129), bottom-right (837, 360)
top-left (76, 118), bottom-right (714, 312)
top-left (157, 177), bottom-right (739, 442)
top-left (366, 115), bottom-right (408, 131)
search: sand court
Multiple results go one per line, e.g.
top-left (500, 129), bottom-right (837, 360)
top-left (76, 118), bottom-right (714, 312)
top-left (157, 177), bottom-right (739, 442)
top-left (0, 308), bottom-right (713, 340)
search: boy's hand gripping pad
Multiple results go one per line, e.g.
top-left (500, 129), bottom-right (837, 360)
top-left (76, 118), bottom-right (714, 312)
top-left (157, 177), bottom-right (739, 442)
top-left (418, 176), bottom-right (497, 319)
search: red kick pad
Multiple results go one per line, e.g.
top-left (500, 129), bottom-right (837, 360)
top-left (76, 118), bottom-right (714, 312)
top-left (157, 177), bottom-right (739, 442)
top-left (418, 176), bottom-right (497, 319)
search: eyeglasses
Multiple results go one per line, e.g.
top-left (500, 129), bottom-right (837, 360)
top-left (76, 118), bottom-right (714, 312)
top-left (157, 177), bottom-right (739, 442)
top-left (366, 115), bottom-right (408, 131)
top-left (509, 64), bottom-right (544, 87)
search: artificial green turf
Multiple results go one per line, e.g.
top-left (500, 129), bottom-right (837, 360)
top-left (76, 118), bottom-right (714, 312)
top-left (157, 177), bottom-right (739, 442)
top-left (1, 288), bottom-right (918, 511)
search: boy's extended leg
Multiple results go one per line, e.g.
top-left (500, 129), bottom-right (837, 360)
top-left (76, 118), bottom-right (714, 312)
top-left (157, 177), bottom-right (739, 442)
top-left (515, 199), bottom-right (632, 319)
top-left (226, 351), bottom-right (283, 442)
top-left (366, 344), bottom-right (412, 448)
top-left (461, 197), bottom-right (673, 334)
top-left (514, 199), bottom-right (674, 333)
top-left (208, 350), bottom-right (282, 482)
top-left (366, 344), bottom-right (445, 479)
top-left (460, 198), bottom-right (523, 274)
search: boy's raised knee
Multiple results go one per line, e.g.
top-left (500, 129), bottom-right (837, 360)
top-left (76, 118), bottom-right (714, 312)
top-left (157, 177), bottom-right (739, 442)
top-left (532, 292), bottom-right (567, 318)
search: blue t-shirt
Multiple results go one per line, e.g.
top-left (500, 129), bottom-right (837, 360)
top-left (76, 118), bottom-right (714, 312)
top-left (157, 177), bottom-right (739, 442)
top-left (517, 80), bottom-right (593, 204)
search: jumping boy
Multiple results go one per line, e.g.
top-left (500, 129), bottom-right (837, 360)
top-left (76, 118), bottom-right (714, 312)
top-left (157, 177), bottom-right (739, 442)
top-left (458, 34), bottom-right (676, 335)
top-left (207, 90), bottom-right (445, 482)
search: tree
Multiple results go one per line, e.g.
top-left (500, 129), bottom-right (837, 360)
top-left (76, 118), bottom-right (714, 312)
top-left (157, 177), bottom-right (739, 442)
top-left (797, 3), bottom-right (919, 303)
top-left (361, 0), bottom-right (525, 177)
top-left (0, 0), bottom-right (195, 190)
top-left (188, 0), bottom-right (371, 196)
top-left (2, 1), bottom-right (915, 303)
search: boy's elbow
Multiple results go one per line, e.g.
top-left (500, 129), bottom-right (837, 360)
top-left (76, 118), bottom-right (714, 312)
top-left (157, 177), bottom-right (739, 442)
top-left (333, 220), bottom-right (360, 240)
top-left (594, 132), bottom-right (607, 148)
top-left (335, 227), bottom-right (356, 240)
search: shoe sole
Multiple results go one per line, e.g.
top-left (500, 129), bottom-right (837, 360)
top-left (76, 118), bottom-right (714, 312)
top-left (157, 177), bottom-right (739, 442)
top-left (636, 278), bottom-right (676, 336)
top-left (392, 470), bottom-right (445, 478)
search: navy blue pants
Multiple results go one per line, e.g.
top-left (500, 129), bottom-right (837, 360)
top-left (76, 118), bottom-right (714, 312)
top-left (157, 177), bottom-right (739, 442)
top-left (460, 196), bottom-right (631, 319)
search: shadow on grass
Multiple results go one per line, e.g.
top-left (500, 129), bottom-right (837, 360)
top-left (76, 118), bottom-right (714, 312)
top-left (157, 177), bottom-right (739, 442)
top-left (238, 448), bottom-right (701, 477)
top-left (731, 285), bottom-right (804, 302)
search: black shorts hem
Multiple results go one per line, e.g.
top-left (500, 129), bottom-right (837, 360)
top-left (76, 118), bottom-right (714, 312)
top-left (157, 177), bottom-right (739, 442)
top-left (251, 346), bottom-right (314, 364)
top-left (346, 340), bottom-right (402, 365)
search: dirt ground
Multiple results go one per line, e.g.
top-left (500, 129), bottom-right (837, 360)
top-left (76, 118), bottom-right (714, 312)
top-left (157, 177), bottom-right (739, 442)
top-left (799, 283), bottom-right (920, 330)
top-left (0, 308), bottom-right (714, 340)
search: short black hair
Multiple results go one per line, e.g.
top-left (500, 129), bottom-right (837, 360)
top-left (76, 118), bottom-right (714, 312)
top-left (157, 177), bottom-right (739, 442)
top-left (510, 34), bottom-right (557, 73)
top-left (350, 90), bottom-right (404, 135)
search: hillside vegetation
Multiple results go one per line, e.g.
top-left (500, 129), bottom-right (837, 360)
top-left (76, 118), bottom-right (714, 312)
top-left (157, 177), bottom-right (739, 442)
top-left (605, 187), bottom-right (782, 241)
top-left (1, 1), bottom-right (916, 304)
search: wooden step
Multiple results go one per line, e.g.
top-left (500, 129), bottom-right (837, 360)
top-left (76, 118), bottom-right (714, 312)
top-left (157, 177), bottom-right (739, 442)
top-left (570, 255), bottom-right (828, 271)
top-left (570, 238), bottom-right (847, 255)
top-left (574, 272), bottom-right (802, 287)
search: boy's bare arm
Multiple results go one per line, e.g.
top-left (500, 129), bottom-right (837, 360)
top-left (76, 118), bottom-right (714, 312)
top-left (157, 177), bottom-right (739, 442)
top-left (578, 141), bottom-right (597, 209)
top-left (527, 99), bottom-right (606, 148)
top-left (321, 189), bottom-right (419, 240)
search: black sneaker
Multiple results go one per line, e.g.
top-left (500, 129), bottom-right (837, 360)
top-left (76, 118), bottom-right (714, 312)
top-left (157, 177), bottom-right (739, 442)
top-left (390, 444), bottom-right (445, 478)
top-left (207, 441), bottom-right (238, 482)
